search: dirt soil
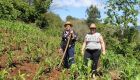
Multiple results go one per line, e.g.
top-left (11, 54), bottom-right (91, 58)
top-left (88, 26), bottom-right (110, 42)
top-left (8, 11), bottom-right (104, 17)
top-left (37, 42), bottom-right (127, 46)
top-left (47, 69), bottom-right (61, 80)
top-left (109, 70), bottom-right (121, 80)
top-left (8, 62), bottom-right (39, 80)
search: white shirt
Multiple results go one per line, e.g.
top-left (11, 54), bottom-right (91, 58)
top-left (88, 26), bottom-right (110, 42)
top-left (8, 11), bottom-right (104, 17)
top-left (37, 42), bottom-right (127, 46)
top-left (85, 32), bottom-right (101, 50)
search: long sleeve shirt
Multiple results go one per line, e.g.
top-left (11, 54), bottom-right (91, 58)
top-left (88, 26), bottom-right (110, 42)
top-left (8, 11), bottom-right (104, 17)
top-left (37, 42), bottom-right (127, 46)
top-left (60, 30), bottom-right (78, 49)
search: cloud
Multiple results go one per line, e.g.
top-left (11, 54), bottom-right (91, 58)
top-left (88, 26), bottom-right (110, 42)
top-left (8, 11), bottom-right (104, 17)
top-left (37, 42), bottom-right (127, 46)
top-left (51, 0), bottom-right (105, 9)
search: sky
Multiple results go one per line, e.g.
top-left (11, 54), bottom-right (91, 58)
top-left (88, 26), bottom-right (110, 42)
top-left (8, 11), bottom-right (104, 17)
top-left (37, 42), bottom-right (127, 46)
top-left (50, 0), bottom-right (140, 25)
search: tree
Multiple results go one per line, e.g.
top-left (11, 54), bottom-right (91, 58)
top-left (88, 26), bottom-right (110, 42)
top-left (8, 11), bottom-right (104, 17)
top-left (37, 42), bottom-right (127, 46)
top-left (33, 0), bottom-right (53, 28)
top-left (13, 0), bottom-right (36, 22)
top-left (45, 12), bottom-right (62, 28)
top-left (105, 0), bottom-right (139, 42)
top-left (0, 0), bottom-right (52, 23)
top-left (66, 15), bottom-right (78, 21)
top-left (36, 12), bottom-right (62, 29)
top-left (104, 0), bottom-right (140, 56)
top-left (0, 0), bottom-right (63, 29)
top-left (0, 0), bottom-right (20, 20)
top-left (86, 5), bottom-right (101, 25)
top-left (34, 0), bottom-right (52, 14)
top-left (28, 0), bottom-right (33, 5)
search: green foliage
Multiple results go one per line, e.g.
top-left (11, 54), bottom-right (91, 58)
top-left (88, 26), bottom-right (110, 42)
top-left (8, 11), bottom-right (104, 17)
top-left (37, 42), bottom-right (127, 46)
top-left (7, 51), bottom-right (14, 67)
top-left (0, 69), bottom-right (8, 80)
top-left (36, 11), bottom-right (62, 29)
top-left (66, 15), bottom-right (78, 21)
top-left (96, 23), bottom-right (140, 58)
top-left (0, 19), bottom-right (140, 79)
top-left (44, 12), bottom-right (63, 28)
top-left (13, 0), bottom-right (36, 22)
top-left (34, 0), bottom-right (52, 14)
top-left (33, 63), bottom-right (46, 80)
top-left (13, 71), bottom-right (26, 80)
top-left (0, 0), bottom-right (53, 28)
top-left (0, 20), bottom-right (48, 63)
top-left (0, 19), bottom-right (60, 79)
top-left (36, 13), bottom-right (49, 29)
top-left (104, 1), bottom-right (140, 58)
top-left (0, 0), bottom-right (20, 20)
top-left (101, 50), bottom-right (140, 79)
top-left (105, 0), bottom-right (139, 42)
top-left (0, 0), bottom-right (63, 29)
top-left (86, 5), bottom-right (101, 25)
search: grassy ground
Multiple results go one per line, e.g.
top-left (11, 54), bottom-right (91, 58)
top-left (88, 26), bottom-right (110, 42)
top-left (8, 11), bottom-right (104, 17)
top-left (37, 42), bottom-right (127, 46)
top-left (0, 20), bottom-right (140, 80)
top-left (0, 20), bottom-right (61, 79)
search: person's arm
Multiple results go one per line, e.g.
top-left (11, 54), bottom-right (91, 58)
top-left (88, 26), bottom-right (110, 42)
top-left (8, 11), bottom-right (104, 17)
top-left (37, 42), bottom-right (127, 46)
top-left (99, 35), bottom-right (106, 55)
top-left (70, 30), bottom-right (78, 41)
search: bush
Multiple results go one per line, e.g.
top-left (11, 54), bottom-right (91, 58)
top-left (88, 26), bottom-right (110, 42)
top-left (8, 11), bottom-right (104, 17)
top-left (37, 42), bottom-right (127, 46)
top-left (36, 12), bottom-right (62, 29)
top-left (36, 14), bottom-right (49, 29)
top-left (45, 12), bottom-right (62, 28)
top-left (13, 0), bottom-right (36, 22)
top-left (0, 0), bottom-right (20, 20)
top-left (0, 0), bottom-right (53, 26)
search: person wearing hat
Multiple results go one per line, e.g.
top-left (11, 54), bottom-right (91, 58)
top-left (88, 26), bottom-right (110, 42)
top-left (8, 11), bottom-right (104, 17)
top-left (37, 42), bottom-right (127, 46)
top-left (59, 21), bottom-right (78, 68)
top-left (81, 23), bottom-right (105, 78)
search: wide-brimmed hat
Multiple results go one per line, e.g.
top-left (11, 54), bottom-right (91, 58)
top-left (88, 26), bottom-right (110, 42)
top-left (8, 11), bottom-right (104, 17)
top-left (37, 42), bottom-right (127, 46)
top-left (89, 23), bottom-right (96, 29)
top-left (64, 21), bottom-right (73, 27)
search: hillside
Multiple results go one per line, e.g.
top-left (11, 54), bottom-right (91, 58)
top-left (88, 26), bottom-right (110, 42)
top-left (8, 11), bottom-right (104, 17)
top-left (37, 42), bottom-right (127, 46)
top-left (0, 20), bottom-right (140, 80)
top-left (0, 20), bottom-right (62, 80)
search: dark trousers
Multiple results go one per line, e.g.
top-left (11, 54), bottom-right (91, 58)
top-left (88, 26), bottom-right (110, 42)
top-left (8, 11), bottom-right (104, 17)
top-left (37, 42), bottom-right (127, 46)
top-left (63, 46), bottom-right (75, 68)
top-left (84, 49), bottom-right (101, 74)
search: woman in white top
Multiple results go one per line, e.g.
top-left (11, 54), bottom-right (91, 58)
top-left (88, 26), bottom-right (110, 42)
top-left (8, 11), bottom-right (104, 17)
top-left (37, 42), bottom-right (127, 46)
top-left (81, 23), bottom-right (106, 77)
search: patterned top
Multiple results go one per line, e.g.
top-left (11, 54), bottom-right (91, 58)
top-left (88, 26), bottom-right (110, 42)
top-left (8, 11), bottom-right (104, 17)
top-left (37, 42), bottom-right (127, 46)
top-left (85, 32), bottom-right (101, 50)
top-left (60, 30), bottom-right (78, 49)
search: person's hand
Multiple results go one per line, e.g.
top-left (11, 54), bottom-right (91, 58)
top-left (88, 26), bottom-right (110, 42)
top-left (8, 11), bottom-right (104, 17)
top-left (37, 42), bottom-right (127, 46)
top-left (70, 30), bottom-right (74, 34)
top-left (59, 48), bottom-right (63, 53)
top-left (67, 30), bottom-right (74, 39)
top-left (102, 51), bottom-right (106, 55)
top-left (70, 30), bottom-right (75, 39)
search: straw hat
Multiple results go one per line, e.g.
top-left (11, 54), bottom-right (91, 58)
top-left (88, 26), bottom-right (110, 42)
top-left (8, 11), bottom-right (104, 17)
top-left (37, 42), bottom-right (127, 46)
top-left (89, 23), bottom-right (96, 29)
top-left (64, 21), bottom-right (73, 27)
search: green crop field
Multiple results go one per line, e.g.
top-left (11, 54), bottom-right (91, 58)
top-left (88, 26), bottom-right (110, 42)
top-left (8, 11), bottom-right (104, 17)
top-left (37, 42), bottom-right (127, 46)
top-left (0, 20), bottom-right (140, 80)
top-left (0, 0), bottom-right (140, 80)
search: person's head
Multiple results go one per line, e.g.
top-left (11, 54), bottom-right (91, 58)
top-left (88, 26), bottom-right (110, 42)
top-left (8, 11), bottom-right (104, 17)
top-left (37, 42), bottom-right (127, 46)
top-left (64, 21), bottom-right (73, 31)
top-left (89, 23), bottom-right (96, 33)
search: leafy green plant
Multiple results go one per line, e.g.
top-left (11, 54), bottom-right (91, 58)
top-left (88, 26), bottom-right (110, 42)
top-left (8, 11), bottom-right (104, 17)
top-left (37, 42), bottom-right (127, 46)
top-left (13, 71), bottom-right (26, 80)
top-left (0, 69), bottom-right (8, 80)
top-left (59, 69), bottom-right (68, 80)
top-left (0, 9), bottom-right (140, 80)
top-left (33, 65), bottom-right (45, 80)
top-left (7, 51), bottom-right (14, 67)
top-left (0, 0), bottom-right (20, 20)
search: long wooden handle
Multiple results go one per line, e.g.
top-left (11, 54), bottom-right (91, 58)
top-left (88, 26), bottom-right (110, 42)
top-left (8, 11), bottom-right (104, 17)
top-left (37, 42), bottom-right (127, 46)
top-left (58, 34), bottom-right (72, 68)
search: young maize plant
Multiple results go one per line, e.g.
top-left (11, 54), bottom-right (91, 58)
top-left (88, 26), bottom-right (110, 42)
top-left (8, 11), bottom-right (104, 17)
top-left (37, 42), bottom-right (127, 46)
top-left (7, 51), bottom-right (14, 67)
top-left (13, 71), bottom-right (26, 80)
top-left (0, 69), bottom-right (9, 80)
